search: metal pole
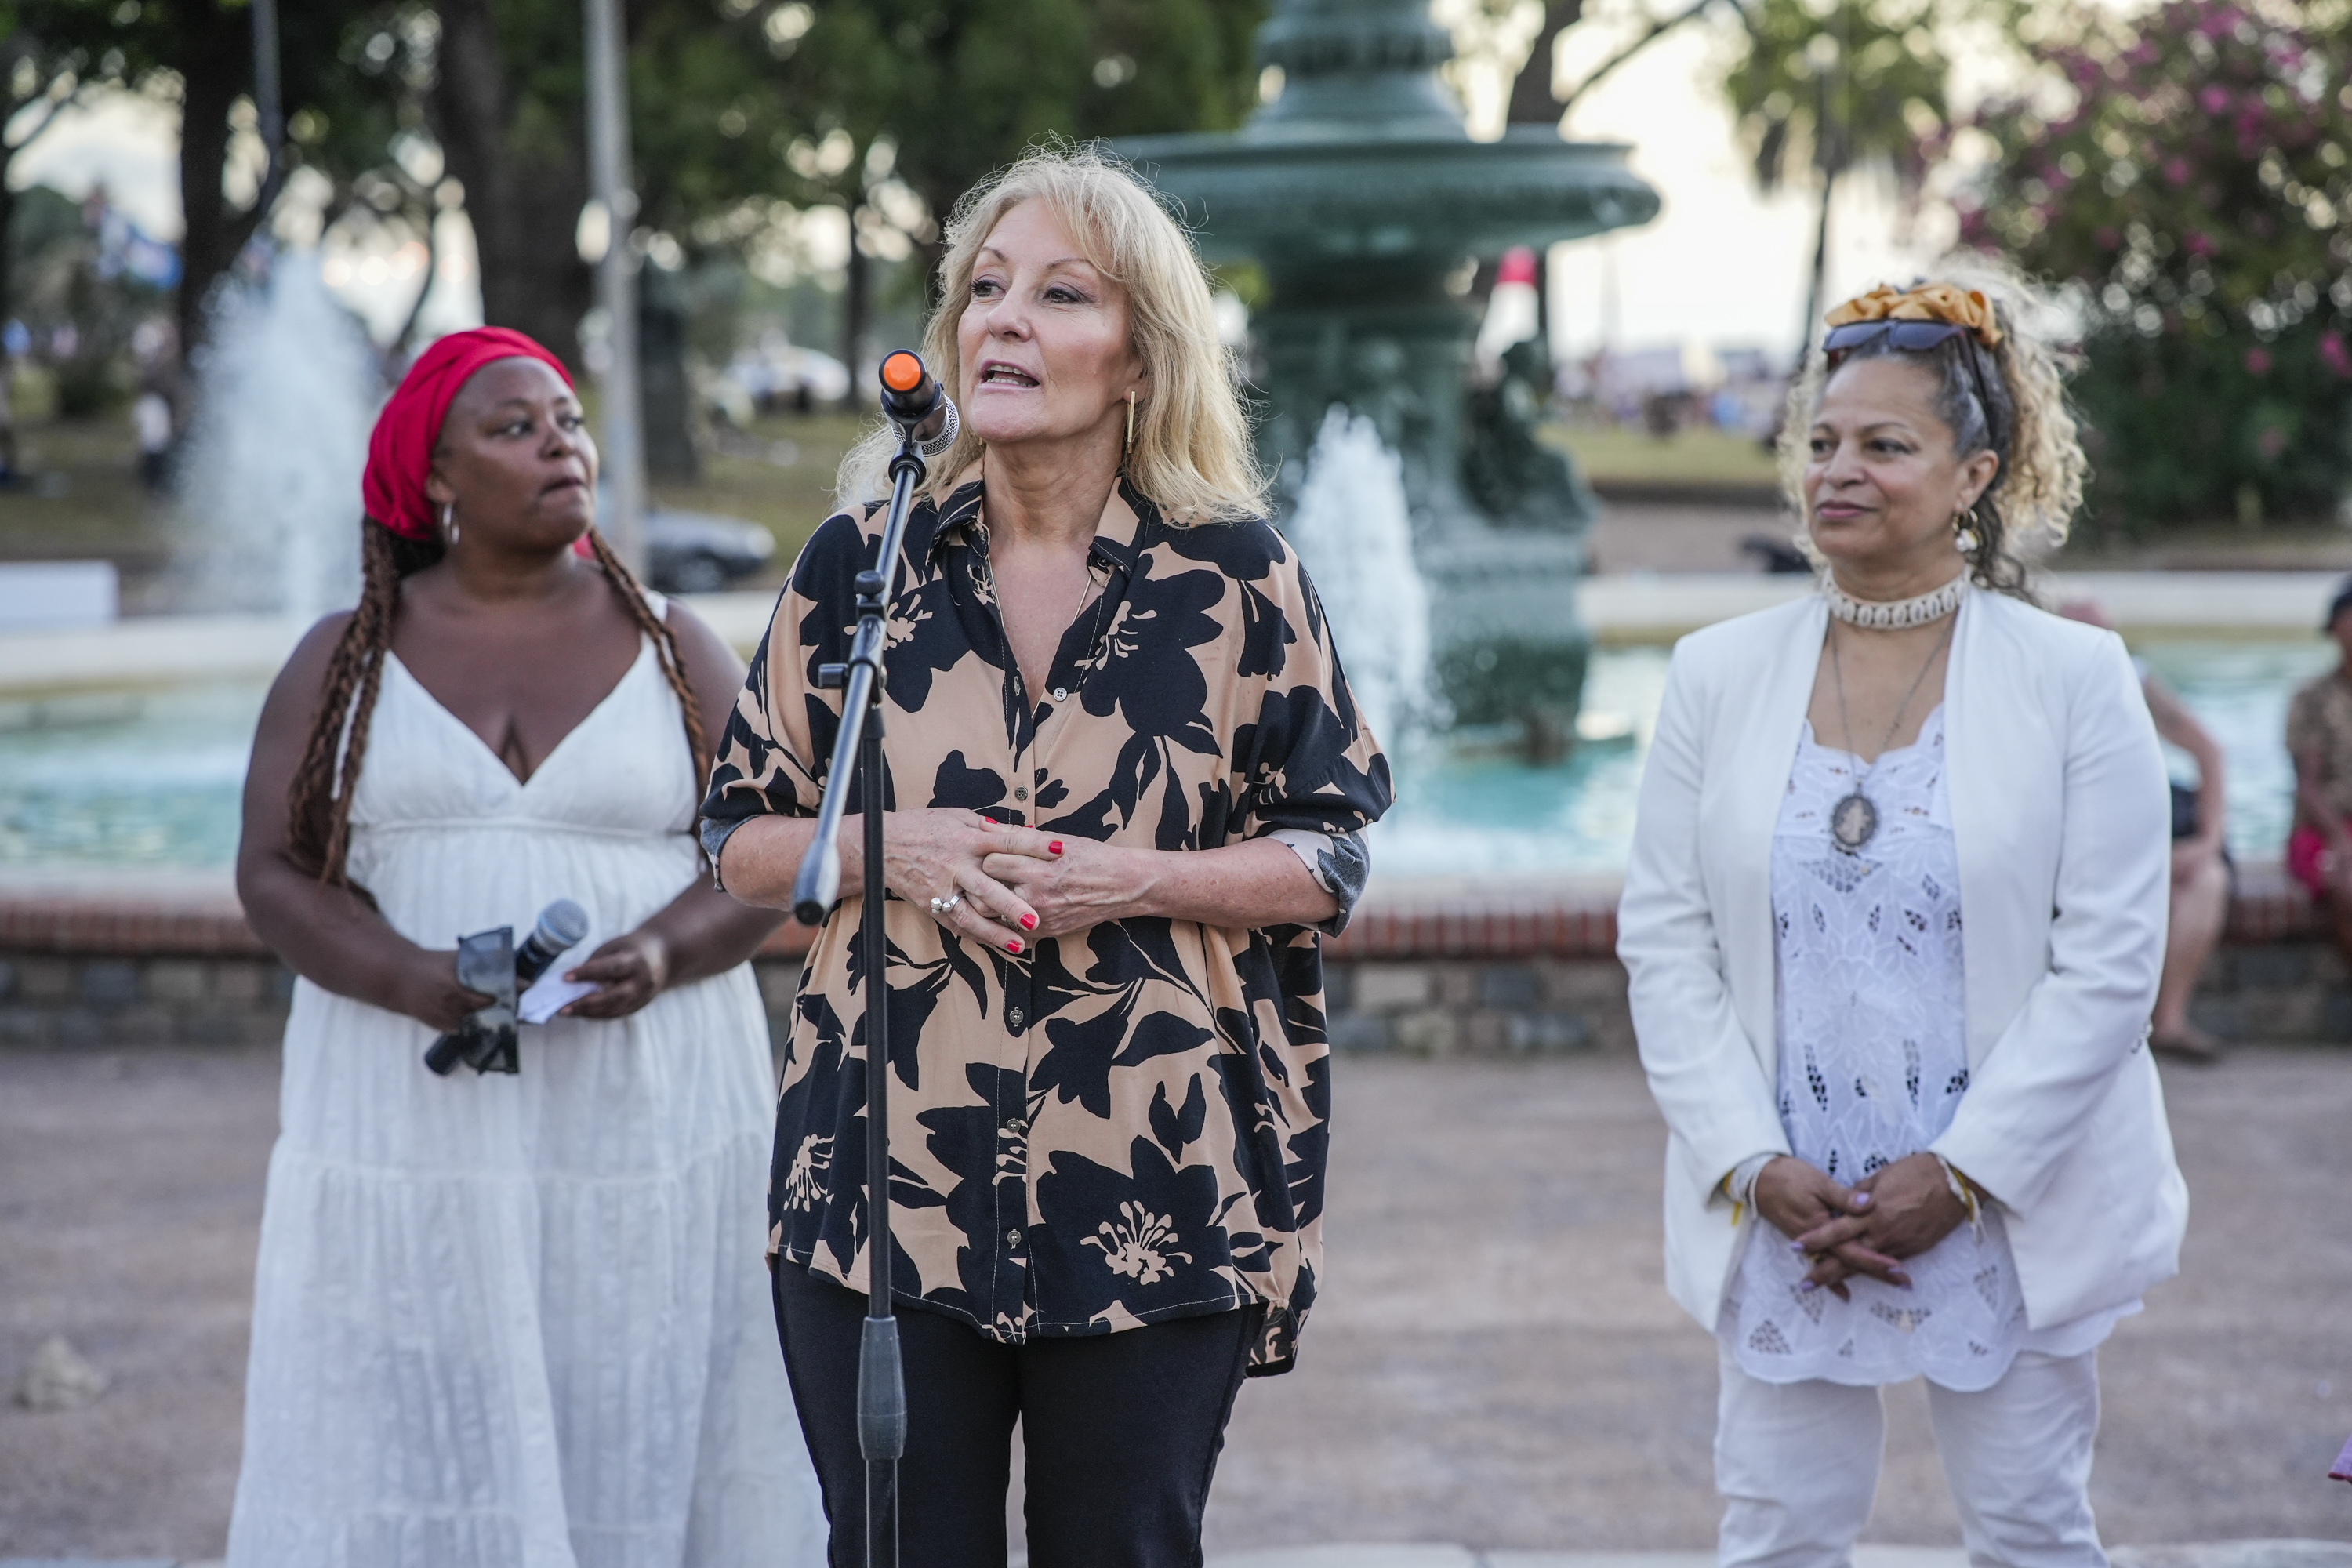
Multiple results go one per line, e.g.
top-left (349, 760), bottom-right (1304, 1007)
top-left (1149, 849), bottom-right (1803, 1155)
top-left (795, 357), bottom-right (938, 1568)
top-left (583, 0), bottom-right (645, 572)
top-left (858, 699), bottom-right (902, 1568)
top-left (249, 0), bottom-right (288, 222)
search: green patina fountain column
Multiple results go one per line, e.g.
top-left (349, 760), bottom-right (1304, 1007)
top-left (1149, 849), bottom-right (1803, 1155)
top-left (1123, 0), bottom-right (1659, 735)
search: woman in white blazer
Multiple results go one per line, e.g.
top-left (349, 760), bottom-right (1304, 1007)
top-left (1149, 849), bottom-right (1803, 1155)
top-left (1619, 274), bottom-right (2187, 1568)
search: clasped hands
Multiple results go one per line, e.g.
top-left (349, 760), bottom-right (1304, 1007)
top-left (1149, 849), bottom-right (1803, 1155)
top-left (1753, 1152), bottom-right (1973, 1300)
top-left (886, 808), bottom-right (1137, 953)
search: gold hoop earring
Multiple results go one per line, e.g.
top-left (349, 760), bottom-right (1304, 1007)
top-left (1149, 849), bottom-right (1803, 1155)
top-left (441, 501), bottom-right (459, 546)
top-left (1124, 390), bottom-right (1136, 463)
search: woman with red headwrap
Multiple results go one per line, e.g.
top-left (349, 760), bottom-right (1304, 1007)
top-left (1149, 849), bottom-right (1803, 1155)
top-left (225, 328), bottom-right (825, 1566)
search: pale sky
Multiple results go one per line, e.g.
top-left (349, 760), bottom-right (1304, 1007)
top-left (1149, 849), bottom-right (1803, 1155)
top-left (1549, 17), bottom-right (1951, 364)
top-left (5, 9), bottom-right (1965, 361)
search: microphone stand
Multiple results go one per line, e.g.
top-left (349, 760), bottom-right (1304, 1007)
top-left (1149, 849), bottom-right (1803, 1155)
top-left (792, 370), bottom-right (935, 1568)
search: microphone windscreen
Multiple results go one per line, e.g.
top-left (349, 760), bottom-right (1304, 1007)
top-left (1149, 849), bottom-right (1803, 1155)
top-left (535, 898), bottom-right (590, 950)
top-left (917, 396), bottom-right (960, 458)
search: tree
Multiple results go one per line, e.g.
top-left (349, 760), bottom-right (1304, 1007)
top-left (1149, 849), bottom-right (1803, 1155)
top-left (1, 2), bottom-right (144, 331)
top-left (1722, 0), bottom-right (1951, 354)
top-left (426, 0), bottom-right (609, 367)
top-left (1959, 0), bottom-right (2352, 527)
top-left (6, 2), bottom-right (387, 360)
top-left (764, 0), bottom-right (1265, 368)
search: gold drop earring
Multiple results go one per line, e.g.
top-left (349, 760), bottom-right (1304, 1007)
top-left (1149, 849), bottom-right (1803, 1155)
top-left (1124, 390), bottom-right (1136, 463)
top-left (1952, 506), bottom-right (1978, 556)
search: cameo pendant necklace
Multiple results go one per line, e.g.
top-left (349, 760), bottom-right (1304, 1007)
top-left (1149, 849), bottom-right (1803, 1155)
top-left (1826, 609), bottom-right (1957, 854)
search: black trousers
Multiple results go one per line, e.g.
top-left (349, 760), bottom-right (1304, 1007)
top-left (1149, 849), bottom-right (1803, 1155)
top-left (772, 1265), bottom-right (1261, 1568)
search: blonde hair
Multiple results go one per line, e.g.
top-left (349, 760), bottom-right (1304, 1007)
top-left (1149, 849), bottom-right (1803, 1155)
top-left (1779, 257), bottom-right (2087, 595)
top-left (836, 143), bottom-right (1267, 525)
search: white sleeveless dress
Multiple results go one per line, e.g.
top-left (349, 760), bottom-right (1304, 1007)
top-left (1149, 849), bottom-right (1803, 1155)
top-left (227, 623), bottom-right (826, 1568)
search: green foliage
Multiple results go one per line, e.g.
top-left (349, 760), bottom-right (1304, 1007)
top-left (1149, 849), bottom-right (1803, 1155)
top-left (768, 0), bottom-right (1267, 242)
top-left (1724, 0), bottom-right (1952, 191)
top-left (1960, 0), bottom-right (2352, 527)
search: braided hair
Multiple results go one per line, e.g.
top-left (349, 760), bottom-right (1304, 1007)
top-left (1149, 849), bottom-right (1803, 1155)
top-left (285, 521), bottom-right (709, 887)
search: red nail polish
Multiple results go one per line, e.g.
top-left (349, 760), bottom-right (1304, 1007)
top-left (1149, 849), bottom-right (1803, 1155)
top-left (1020, 913), bottom-right (1037, 931)
top-left (1007, 938), bottom-right (1023, 953)
top-left (1049, 840), bottom-right (1064, 855)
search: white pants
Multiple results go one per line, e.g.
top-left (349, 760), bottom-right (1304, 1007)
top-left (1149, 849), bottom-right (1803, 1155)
top-left (1715, 1340), bottom-right (2107, 1568)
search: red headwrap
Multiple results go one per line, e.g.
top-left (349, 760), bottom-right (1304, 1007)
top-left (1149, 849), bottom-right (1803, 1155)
top-left (362, 326), bottom-right (575, 540)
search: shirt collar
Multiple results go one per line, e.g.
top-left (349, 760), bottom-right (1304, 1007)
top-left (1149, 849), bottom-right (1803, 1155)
top-left (924, 463), bottom-right (1152, 575)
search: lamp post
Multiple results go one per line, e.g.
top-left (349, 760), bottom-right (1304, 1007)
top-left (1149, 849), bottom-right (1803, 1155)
top-left (583, 0), bottom-right (645, 572)
top-left (249, 0), bottom-right (287, 220)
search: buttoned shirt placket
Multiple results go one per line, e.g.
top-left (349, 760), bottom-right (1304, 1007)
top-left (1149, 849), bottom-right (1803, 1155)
top-left (940, 506), bottom-right (1132, 1341)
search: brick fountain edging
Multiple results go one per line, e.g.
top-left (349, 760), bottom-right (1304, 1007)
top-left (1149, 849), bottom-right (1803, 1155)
top-left (0, 867), bottom-right (2343, 1052)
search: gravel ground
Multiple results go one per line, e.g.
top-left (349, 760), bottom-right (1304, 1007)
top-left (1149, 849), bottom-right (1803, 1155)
top-left (3, 1047), bottom-right (2349, 1560)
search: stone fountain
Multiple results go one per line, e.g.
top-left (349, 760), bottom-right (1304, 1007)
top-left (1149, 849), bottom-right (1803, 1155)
top-left (1123, 0), bottom-right (1659, 737)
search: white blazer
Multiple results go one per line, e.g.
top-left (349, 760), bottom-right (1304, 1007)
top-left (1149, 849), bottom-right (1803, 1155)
top-left (1617, 587), bottom-right (2189, 1333)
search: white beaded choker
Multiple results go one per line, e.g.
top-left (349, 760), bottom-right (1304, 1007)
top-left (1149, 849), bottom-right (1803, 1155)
top-left (1819, 572), bottom-right (1969, 630)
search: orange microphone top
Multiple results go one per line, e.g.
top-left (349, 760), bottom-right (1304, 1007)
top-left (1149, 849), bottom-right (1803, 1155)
top-left (880, 351), bottom-right (925, 394)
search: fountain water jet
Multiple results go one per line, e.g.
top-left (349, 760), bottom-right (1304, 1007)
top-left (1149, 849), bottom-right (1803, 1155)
top-left (1280, 407), bottom-right (1439, 753)
top-left (174, 251), bottom-right (377, 622)
top-left (1123, 0), bottom-right (1660, 745)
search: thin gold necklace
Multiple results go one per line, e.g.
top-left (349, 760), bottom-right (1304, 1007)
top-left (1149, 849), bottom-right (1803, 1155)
top-left (1825, 613), bottom-right (1956, 855)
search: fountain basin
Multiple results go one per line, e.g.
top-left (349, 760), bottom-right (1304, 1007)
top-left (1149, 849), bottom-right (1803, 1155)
top-left (1127, 129), bottom-right (1658, 274)
top-left (1, 616), bottom-right (2326, 877)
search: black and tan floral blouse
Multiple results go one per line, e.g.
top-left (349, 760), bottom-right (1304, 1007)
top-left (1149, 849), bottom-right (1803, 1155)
top-left (699, 473), bottom-right (1390, 1375)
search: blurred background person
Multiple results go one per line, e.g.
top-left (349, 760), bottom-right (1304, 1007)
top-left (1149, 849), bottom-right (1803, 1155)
top-left (130, 381), bottom-right (172, 490)
top-left (2287, 579), bottom-right (2352, 985)
top-left (1621, 276), bottom-right (2187, 1568)
top-left (227, 327), bottom-right (823, 1566)
top-left (2060, 599), bottom-right (2231, 1064)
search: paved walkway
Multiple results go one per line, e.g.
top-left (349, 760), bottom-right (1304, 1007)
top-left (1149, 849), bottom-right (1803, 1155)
top-left (4, 1050), bottom-right (2350, 1559)
top-left (11, 1546), bottom-right (2352, 1568)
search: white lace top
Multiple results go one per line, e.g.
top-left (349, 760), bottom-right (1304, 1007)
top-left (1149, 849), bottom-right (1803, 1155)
top-left (1720, 706), bottom-right (2131, 1391)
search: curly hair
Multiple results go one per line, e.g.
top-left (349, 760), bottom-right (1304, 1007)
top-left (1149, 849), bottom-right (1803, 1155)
top-left (837, 140), bottom-right (1266, 526)
top-left (1779, 258), bottom-right (2087, 597)
top-left (285, 521), bottom-right (706, 888)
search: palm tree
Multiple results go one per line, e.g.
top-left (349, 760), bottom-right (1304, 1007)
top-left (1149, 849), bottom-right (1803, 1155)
top-left (1723, 0), bottom-right (1953, 360)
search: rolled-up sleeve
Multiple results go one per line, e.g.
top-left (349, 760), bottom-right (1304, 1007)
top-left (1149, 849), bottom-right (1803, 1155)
top-left (1229, 557), bottom-right (1392, 935)
top-left (696, 519), bottom-right (851, 886)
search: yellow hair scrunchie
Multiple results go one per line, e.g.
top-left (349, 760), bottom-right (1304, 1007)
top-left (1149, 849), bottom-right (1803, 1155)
top-left (1824, 281), bottom-right (2005, 347)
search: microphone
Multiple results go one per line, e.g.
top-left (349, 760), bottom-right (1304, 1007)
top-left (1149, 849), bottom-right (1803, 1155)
top-left (879, 350), bottom-right (960, 456)
top-left (423, 898), bottom-right (590, 1076)
top-left (514, 898), bottom-right (590, 989)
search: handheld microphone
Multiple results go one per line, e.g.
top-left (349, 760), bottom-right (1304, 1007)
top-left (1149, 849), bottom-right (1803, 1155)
top-left (423, 898), bottom-right (590, 1076)
top-left (879, 350), bottom-right (960, 456)
top-left (514, 898), bottom-right (590, 989)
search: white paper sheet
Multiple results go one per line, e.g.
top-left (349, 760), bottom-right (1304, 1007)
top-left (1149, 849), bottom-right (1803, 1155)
top-left (518, 974), bottom-right (601, 1024)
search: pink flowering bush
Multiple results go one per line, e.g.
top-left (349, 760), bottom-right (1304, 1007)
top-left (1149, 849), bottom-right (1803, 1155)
top-left (1957, 0), bottom-right (2352, 527)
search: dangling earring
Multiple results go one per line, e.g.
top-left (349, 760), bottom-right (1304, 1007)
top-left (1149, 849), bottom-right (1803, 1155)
top-left (1123, 390), bottom-right (1136, 464)
top-left (441, 501), bottom-right (459, 546)
top-left (1953, 506), bottom-right (1979, 556)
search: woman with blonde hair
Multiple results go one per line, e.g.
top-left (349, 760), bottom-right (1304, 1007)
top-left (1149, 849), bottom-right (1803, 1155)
top-left (702, 145), bottom-right (1390, 1566)
top-left (1619, 274), bottom-right (2187, 1566)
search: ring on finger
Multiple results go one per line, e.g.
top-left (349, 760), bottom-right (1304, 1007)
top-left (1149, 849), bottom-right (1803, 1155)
top-left (928, 891), bottom-right (964, 916)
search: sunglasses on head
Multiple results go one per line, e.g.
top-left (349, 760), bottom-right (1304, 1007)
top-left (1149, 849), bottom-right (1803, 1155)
top-left (1823, 319), bottom-right (1972, 360)
top-left (1822, 319), bottom-right (2001, 448)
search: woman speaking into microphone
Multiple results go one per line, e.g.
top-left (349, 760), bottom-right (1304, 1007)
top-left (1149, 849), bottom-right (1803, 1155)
top-left (227, 328), bottom-right (823, 1565)
top-left (702, 146), bottom-right (1391, 1566)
